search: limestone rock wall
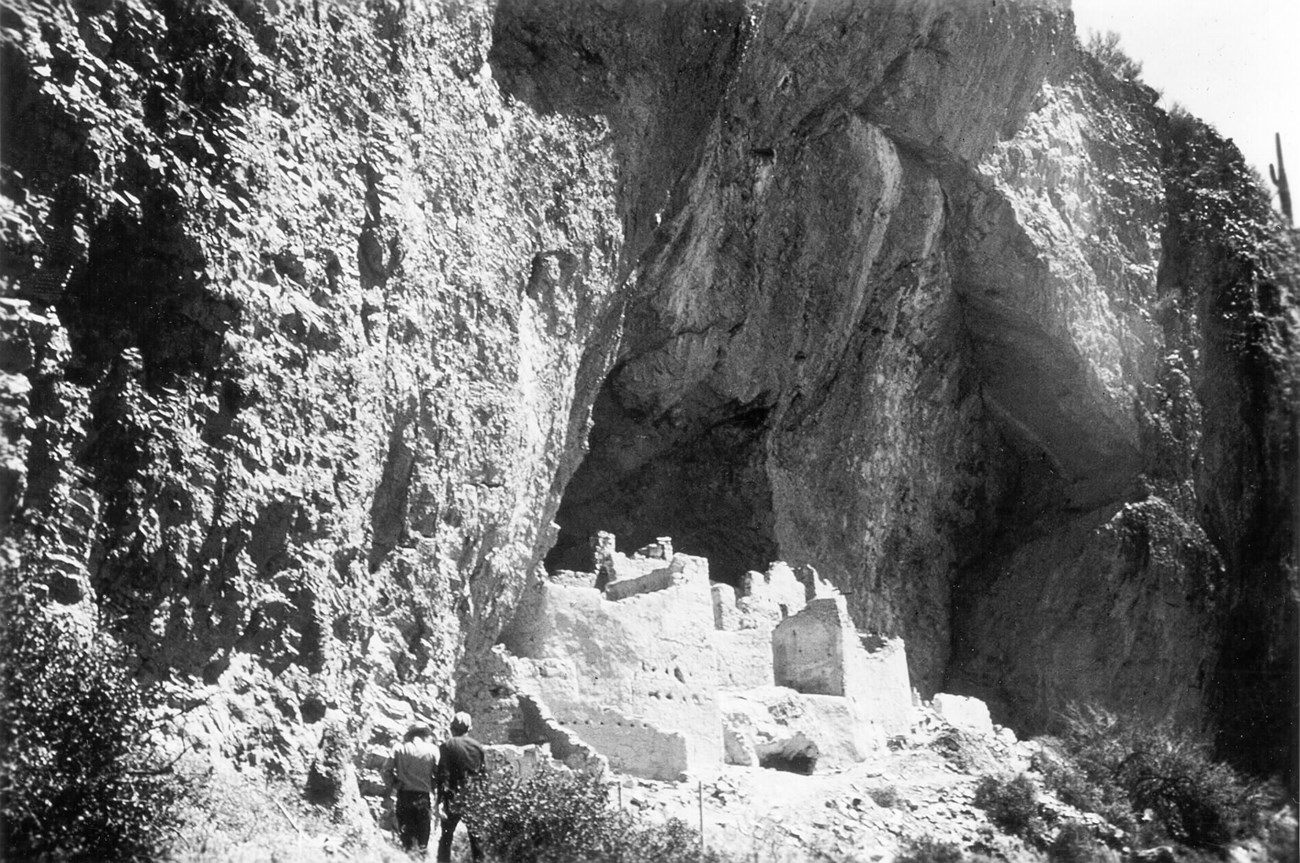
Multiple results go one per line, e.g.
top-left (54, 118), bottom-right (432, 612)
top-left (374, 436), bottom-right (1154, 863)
top-left (535, 0), bottom-right (1076, 699)
top-left (1, 0), bottom-right (625, 793)
top-left (945, 66), bottom-right (1298, 777)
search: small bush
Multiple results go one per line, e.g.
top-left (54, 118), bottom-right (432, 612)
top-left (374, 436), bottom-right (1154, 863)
top-left (1084, 30), bottom-right (1143, 82)
top-left (0, 588), bottom-right (186, 861)
top-left (1036, 754), bottom-right (1135, 833)
top-left (973, 773), bottom-right (1042, 838)
top-left (1114, 743), bottom-right (1258, 847)
top-left (611, 818), bottom-right (717, 863)
top-left (459, 763), bottom-right (608, 862)
top-left (869, 784), bottom-right (902, 809)
top-left (894, 836), bottom-right (964, 863)
top-left (1048, 822), bottom-right (1115, 863)
top-left (458, 762), bottom-right (734, 863)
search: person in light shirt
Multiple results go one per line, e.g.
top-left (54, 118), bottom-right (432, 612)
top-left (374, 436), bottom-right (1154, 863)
top-left (383, 722), bottom-right (439, 855)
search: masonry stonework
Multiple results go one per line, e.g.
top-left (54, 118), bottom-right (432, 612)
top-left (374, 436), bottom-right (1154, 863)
top-left (483, 537), bottom-right (915, 779)
top-left (773, 597), bottom-right (851, 696)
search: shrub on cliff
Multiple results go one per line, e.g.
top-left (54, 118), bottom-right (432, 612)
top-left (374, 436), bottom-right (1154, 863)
top-left (0, 587), bottom-right (186, 861)
top-left (1047, 822), bottom-right (1118, 863)
top-left (1033, 752), bottom-right (1135, 835)
top-left (1049, 704), bottom-right (1265, 850)
top-left (868, 784), bottom-right (903, 809)
top-left (893, 836), bottom-right (964, 863)
top-left (1083, 30), bottom-right (1144, 82)
top-left (458, 762), bottom-right (735, 863)
top-left (973, 773), bottom-right (1044, 839)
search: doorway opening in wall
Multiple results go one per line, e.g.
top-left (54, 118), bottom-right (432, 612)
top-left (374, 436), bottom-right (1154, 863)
top-left (757, 749), bottom-right (818, 775)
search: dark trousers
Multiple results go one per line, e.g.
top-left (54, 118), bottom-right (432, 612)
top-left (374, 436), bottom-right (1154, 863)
top-left (437, 810), bottom-right (482, 862)
top-left (395, 789), bottom-right (432, 852)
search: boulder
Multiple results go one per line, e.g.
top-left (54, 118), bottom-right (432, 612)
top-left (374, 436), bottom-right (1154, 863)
top-left (720, 686), bottom-right (877, 773)
top-left (932, 693), bottom-right (995, 737)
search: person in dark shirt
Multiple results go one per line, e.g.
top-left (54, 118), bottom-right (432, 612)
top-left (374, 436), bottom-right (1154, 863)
top-left (436, 711), bottom-right (485, 863)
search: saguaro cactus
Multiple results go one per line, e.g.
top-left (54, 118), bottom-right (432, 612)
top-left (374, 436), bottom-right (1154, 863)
top-left (1270, 133), bottom-right (1292, 225)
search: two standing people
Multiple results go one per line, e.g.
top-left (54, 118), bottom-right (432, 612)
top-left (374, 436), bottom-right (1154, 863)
top-left (383, 712), bottom-right (485, 860)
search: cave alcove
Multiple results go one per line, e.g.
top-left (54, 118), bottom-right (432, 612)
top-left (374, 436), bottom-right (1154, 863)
top-left (545, 375), bottom-right (780, 587)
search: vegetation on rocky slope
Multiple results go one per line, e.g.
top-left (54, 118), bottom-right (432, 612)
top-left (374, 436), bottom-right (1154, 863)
top-left (1157, 101), bottom-right (1299, 783)
top-left (1042, 704), bottom-right (1271, 850)
top-left (0, 584), bottom-right (187, 861)
top-left (459, 763), bottom-right (734, 863)
top-left (446, 712), bottom-right (1293, 863)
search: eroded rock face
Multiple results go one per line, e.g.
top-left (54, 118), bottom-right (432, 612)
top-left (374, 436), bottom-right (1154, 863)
top-left (1, 0), bottom-right (625, 800)
top-left (945, 66), bottom-right (1298, 778)
top-left (498, 0), bottom-right (1295, 774)
top-left (2, 0), bottom-right (1295, 808)
top-left (534, 0), bottom-right (1075, 698)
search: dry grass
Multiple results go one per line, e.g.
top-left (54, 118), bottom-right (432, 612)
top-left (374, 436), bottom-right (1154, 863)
top-left (167, 765), bottom-right (405, 863)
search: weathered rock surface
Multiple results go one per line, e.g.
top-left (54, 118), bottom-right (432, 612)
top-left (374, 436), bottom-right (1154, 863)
top-left (931, 693), bottom-right (995, 737)
top-left (2, 0), bottom-right (1296, 829)
top-left (1, 0), bottom-right (625, 819)
top-left (516, 0), bottom-right (1296, 778)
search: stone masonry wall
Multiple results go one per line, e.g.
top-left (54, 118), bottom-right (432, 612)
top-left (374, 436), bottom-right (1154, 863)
top-left (500, 555), bottom-right (724, 774)
top-left (773, 597), bottom-right (850, 696)
top-left (493, 542), bottom-right (914, 778)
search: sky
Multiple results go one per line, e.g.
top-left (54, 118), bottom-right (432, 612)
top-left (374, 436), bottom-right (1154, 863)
top-left (1070, 0), bottom-right (1299, 215)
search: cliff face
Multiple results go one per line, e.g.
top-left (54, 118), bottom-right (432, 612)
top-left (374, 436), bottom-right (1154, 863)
top-left (947, 71), bottom-right (1299, 776)
top-left (2, 0), bottom-right (626, 785)
top-left (2, 0), bottom-right (1295, 803)
top-left (523, 0), bottom-right (1296, 774)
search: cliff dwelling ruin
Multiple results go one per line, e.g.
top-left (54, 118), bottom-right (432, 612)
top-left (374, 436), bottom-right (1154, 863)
top-left (462, 533), bottom-right (916, 781)
top-left (2, 0), bottom-right (1296, 858)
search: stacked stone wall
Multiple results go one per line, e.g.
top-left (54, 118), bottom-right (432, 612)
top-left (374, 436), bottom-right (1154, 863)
top-left (500, 562), bottom-right (723, 775)
top-left (773, 597), bottom-right (851, 696)
top-left (491, 541), bottom-right (914, 778)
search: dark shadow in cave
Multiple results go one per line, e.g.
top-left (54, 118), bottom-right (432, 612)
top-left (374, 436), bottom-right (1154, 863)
top-left (544, 374), bottom-right (779, 587)
top-left (758, 750), bottom-right (818, 775)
